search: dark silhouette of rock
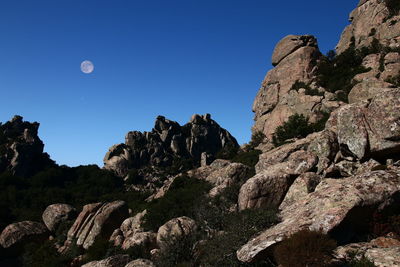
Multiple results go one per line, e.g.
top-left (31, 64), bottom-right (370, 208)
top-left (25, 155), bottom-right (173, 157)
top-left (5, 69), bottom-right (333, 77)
top-left (104, 114), bottom-right (239, 177)
top-left (0, 115), bottom-right (54, 177)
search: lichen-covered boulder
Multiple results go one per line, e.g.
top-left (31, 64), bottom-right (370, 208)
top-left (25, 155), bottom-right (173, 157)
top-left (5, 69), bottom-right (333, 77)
top-left (0, 221), bottom-right (48, 249)
top-left (156, 217), bottom-right (197, 249)
top-left (42, 203), bottom-right (76, 232)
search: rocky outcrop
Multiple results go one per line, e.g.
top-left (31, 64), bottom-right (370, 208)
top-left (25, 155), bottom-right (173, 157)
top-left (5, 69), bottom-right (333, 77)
top-left (121, 232), bottom-right (157, 251)
top-left (0, 115), bottom-right (54, 177)
top-left (104, 114), bottom-right (239, 177)
top-left (81, 254), bottom-right (130, 267)
top-left (336, 0), bottom-right (400, 54)
top-left (156, 216), bottom-right (197, 249)
top-left (42, 204), bottom-right (76, 232)
top-left (63, 201), bottom-right (129, 251)
top-left (0, 221), bottom-right (48, 249)
top-left (252, 35), bottom-right (338, 140)
top-left (236, 169), bottom-right (400, 262)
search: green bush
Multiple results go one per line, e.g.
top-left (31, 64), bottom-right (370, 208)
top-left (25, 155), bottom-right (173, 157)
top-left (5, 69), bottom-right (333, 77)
top-left (346, 251), bottom-right (376, 267)
top-left (291, 81), bottom-right (324, 96)
top-left (248, 131), bottom-right (266, 149)
top-left (143, 175), bottom-right (211, 231)
top-left (198, 208), bottom-right (278, 266)
top-left (273, 229), bottom-right (337, 267)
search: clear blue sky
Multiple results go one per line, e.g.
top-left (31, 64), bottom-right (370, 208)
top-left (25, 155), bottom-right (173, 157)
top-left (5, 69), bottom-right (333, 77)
top-left (0, 0), bottom-right (358, 167)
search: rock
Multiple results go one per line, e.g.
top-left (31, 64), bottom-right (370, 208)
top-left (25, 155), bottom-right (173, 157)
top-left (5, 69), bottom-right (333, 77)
top-left (42, 204), bottom-right (76, 232)
top-left (348, 80), bottom-right (393, 104)
top-left (109, 229), bottom-right (124, 247)
top-left (156, 217), bottom-right (197, 249)
top-left (121, 232), bottom-right (157, 251)
top-left (125, 259), bottom-right (155, 267)
top-left (81, 255), bottom-right (130, 267)
top-left (238, 150), bottom-right (317, 210)
top-left (104, 114), bottom-right (239, 177)
top-left (334, 88), bottom-right (400, 160)
top-left (192, 161), bottom-right (252, 197)
top-left (0, 221), bottom-right (48, 249)
top-left (63, 201), bottom-right (129, 251)
top-left (272, 35), bottom-right (318, 66)
top-left (120, 210), bottom-right (147, 238)
top-left (236, 169), bottom-right (400, 263)
top-left (381, 52), bottom-right (400, 81)
top-left (365, 247), bottom-right (400, 267)
top-left (252, 35), bottom-right (325, 140)
top-left (336, 0), bottom-right (400, 54)
top-left (279, 172), bottom-right (322, 210)
top-left (0, 116), bottom-right (54, 177)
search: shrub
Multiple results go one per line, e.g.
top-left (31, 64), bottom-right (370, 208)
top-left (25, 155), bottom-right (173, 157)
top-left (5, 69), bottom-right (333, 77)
top-left (346, 251), bottom-right (376, 267)
top-left (248, 131), bottom-right (266, 149)
top-left (384, 0), bottom-right (400, 17)
top-left (22, 240), bottom-right (71, 267)
top-left (143, 175), bottom-right (211, 231)
top-left (274, 229), bottom-right (337, 267)
top-left (291, 81), bottom-right (324, 96)
top-left (272, 114), bottom-right (313, 147)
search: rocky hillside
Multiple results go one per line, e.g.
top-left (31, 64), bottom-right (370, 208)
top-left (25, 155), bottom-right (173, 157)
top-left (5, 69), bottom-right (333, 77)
top-left (1, 0), bottom-right (400, 267)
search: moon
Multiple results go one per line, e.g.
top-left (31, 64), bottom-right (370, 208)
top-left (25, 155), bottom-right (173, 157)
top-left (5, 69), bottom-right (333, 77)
top-left (81, 60), bottom-right (94, 74)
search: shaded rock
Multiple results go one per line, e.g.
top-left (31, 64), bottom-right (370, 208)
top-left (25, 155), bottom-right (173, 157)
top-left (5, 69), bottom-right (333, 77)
top-left (0, 115), bottom-right (54, 177)
top-left (236, 169), bottom-right (400, 263)
top-left (120, 210), bottom-right (147, 238)
top-left (238, 150), bottom-right (317, 210)
top-left (348, 80), bottom-right (394, 104)
top-left (0, 221), bottom-right (48, 249)
top-left (125, 259), bottom-right (155, 267)
top-left (64, 201), bottom-right (129, 250)
top-left (82, 254), bottom-right (130, 267)
top-left (42, 203), bottom-right (76, 232)
top-left (156, 217), bottom-right (197, 249)
top-left (104, 114), bottom-right (238, 177)
top-left (121, 232), bottom-right (157, 251)
top-left (272, 35), bottom-right (318, 66)
top-left (109, 229), bottom-right (124, 247)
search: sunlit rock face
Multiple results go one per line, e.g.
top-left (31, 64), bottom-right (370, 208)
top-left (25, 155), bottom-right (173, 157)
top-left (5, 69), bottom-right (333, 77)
top-left (103, 114), bottom-right (239, 177)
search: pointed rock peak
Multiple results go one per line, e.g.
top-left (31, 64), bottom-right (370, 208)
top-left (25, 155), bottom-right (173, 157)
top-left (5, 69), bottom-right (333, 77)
top-left (272, 35), bottom-right (318, 66)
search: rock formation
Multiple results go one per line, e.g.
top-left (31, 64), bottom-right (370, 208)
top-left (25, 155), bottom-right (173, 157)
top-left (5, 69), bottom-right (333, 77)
top-left (0, 221), bottom-right (48, 249)
top-left (0, 115), bottom-right (54, 177)
top-left (104, 114), bottom-right (239, 178)
top-left (42, 203), bottom-right (76, 232)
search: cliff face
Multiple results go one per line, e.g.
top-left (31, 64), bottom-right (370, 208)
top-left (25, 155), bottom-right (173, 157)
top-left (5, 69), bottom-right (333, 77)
top-left (103, 114), bottom-right (239, 177)
top-left (0, 115), bottom-right (53, 177)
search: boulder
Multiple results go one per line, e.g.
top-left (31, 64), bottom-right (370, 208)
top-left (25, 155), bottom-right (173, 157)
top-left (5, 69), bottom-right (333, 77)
top-left (120, 210), bottom-right (147, 238)
top-left (63, 201), bottom-right (129, 251)
top-left (238, 150), bottom-right (317, 210)
top-left (236, 169), bottom-right (400, 263)
top-left (121, 232), bottom-right (157, 251)
top-left (125, 259), bottom-right (155, 267)
top-left (272, 35), bottom-right (318, 66)
top-left (0, 221), bottom-right (48, 249)
top-left (348, 80), bottom-right (393, 104)
top-left (156, 217), bottom-right (197, 249)
top-left (81, 255), bottom-right (130, 267)
top-left (42, 204), bottom-right (76, 232)
top-left (104, 114), bottom-right (239, 177)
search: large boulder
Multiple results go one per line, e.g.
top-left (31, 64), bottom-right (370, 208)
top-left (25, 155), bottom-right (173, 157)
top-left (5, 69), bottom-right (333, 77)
top-left (236, 169), bottom-right (400, 263)
top-left (333, 88), bottom-right (400, 160)
top-left (125, 259), bottom-right (155, 267)
top-left (0, 115), bottom-right (54, 177)
top-left (238, 150), bottom-right (317, 210)
top-left (121, 232), bottom-right (157, 251)
top-left (81, 254), bottom-right (130, 267)
top-left (42, 203), bottom-right (76, 232)
top-left (156, 216), bottom-right (197, 249)
top-left (0, 221), bottom-right (48, 249)
top-left (272, 35), bottom-right (318, 66)
top-left (120, 210), bottom-right (147, 238)
top-left (104, 114), bottom-right (239, 177)
top-left (63, 201), bottom-right (129, 251)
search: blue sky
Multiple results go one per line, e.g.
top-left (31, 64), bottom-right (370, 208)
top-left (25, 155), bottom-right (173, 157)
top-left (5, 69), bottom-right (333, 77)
top-left (0, 0), bottom-right (358, 167)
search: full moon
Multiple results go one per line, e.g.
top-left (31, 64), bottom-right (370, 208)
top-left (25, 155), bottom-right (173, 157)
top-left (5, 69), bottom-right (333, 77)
top-left (80, 60), bottom-right (94, 74)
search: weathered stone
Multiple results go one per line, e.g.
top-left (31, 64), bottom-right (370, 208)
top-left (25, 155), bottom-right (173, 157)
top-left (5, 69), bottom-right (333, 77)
top-left (272, 35), bottom-right (318, 66)
top-left (348, 80), bottom-right (393, 104)
top-left (42, 204), bottom-right (76, 232)
top-left (0, 221), bottom-right (48, 249)
top-left (157, 217), bottom-right (197, 249)
top-left (125, 259), bottom-right (155, 267)
top-left (237, 169), bottom-right (400, 263)
top-left (81, 255), bottom-right (130, 267)
top-left (120, 210), bottom-right (147, 238)
top-left (109, 229), bottom-right (124, 247)
top-left (121, 232), bottom-right (157, 251)
top-left (64, 201), bottom-right (129, 251)
top-left (238, 150), bottom-right (317, 210)
top-left (279, 172), bottom-right (322, 210)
